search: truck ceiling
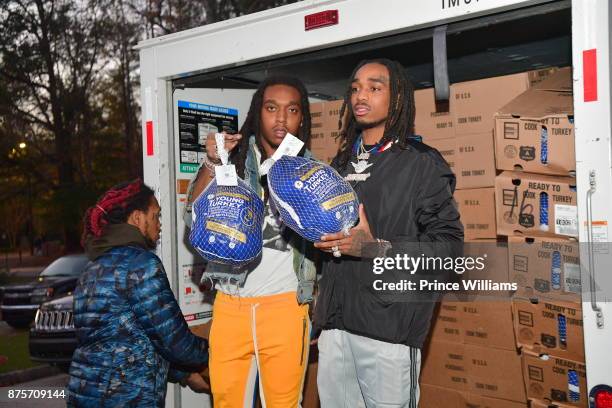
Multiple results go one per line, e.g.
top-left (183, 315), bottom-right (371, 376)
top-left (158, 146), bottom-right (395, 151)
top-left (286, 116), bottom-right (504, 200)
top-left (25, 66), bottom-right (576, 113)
top-left (173, 2), bottom-right (571, 99)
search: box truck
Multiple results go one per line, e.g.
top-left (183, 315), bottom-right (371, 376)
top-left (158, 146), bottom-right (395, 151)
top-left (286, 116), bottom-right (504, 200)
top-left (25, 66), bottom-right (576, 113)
top-left (137, 1), bottom-right (612, 406)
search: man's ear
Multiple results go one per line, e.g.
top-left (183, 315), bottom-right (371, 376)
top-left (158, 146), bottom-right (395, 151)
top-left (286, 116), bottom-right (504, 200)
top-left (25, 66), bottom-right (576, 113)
top-left (127, 209), bottom-right (143, 229)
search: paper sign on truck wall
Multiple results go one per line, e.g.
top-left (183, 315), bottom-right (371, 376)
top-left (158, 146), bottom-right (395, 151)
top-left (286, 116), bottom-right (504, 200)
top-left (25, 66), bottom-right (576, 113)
top-left (177, 101), bottom-right (239, 173)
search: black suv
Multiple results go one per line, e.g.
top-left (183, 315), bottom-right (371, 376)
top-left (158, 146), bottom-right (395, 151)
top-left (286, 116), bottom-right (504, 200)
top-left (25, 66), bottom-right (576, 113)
top-left (29, 294), bottom-right (77, 367)
top-left (0, 254), bottom-right (88, 328)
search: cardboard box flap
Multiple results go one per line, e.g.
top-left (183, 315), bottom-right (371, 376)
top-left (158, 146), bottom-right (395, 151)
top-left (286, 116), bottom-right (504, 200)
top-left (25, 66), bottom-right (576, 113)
top-left (498, 170), bottom-right (576, 186)
top-left (497, 91), bottom-right (573, 118)
top-left (531, 67), bottom-right (572, 92)
top-left (508, 231), bottom-right (579, 243)
top-left (497, 68), bottom-right (573, 118)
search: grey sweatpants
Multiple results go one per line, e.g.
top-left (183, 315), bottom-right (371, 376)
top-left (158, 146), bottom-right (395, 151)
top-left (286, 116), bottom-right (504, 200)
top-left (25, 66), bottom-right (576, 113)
top-left (317, 329), bottom-right (421, 408)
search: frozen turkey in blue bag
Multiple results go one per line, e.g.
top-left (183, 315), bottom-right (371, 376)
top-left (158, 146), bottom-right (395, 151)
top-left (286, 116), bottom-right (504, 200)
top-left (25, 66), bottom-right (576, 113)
top-left (189, 178), bottom-right (265, 266)
top-left (267, 156), bottom-right (359, 242)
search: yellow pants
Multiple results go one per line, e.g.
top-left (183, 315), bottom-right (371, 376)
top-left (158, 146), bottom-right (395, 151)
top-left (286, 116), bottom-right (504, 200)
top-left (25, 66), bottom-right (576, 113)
top-left (209, 291), bottom-right (310, 408)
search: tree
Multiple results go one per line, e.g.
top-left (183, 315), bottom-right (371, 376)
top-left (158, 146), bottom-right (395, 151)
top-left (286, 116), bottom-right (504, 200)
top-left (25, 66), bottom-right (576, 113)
top-left (0, 0), bottom-right (302, 252)
top-left (107, 0), bottom-right (143, 178)
top-left (126, 0), bottom-right (300, 38)
top-left (0, 192), bottom-right (29, 249)
top-left (202, 0), bottom-right (301, 25)
top-left (0, 0), bottom-right (112, 250)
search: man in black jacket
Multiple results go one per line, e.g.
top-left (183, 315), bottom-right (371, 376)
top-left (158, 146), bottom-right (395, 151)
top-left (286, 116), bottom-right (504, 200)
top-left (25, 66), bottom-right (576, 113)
top-left (314, 59), bottom-right (464, 407)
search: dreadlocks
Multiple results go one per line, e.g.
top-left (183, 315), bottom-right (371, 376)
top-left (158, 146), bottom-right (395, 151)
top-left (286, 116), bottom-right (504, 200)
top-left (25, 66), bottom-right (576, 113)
top-left (231, 75), bottom-right (312, 178)
top-left (333, 58), bottom-right (416, 171)
top-left (81, 179), bottom-right (155, 244)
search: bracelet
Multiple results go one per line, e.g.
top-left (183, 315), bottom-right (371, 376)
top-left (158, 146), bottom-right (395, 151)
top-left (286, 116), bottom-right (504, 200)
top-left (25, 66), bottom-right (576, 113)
top-left (203, 155), bottom-right (221, 171)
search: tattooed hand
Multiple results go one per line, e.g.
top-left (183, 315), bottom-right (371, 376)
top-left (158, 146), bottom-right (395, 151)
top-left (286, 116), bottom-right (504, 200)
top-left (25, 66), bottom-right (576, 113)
top-left (314, 204), bottom-right (375, 258)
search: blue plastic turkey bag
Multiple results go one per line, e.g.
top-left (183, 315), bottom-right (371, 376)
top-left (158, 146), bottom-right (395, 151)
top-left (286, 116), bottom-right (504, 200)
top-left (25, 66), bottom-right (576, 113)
top-left (267, 156), bottom-right (359, 242)
top-left (189, 178), bottom-right (264, 266)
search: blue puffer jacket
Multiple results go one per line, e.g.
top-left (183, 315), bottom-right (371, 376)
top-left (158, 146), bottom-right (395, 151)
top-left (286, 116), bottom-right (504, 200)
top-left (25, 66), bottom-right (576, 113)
top-left (68, 246), bottom-right (208, 407)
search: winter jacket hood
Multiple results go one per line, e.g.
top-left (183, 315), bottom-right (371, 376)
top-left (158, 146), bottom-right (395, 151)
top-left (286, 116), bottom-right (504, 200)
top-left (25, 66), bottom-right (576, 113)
top-left (84, 223), bottom-right (148, 260)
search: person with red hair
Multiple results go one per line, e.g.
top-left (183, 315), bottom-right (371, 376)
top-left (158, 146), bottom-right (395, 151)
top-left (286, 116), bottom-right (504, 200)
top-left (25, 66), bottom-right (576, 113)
top-left (68, 179), bottom-right (209, 407)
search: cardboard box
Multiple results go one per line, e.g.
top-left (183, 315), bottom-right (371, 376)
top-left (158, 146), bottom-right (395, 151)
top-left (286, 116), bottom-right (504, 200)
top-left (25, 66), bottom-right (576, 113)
top-left (455, 132), bottom-right (496, 189)
top-left (310, 101), bottom-right (324, 123)
top-left (433, 239), bottom-right (513, 350)
top-left (495, 171), bottom-right (577, 238)
top-left (508, 235), bottom-right (580, 302)
top-left (310, 100), bottom-right (342, 164)
top-left (310, 101), bottom-right (326, 153)
top-left (418, 69), bottom-right (555, 141)
top-left (455, 188), bottom-right (496, 240)
top-left (419, 384), bottom-right (528, 408)
top-left (452, 73), bottom-right (531, 136)
top-left (415, 87), bottom-right (454, 140)
top-left (310, 134), bottom-right (340, 164)
top-left (462, 301), bottom-right (516, 350)
top-left (441, 239), bottom-right (511, 297)
top-left (426, 134), bottom-right (495, 189)
top-left (512, 297), bottom-right (584, 362)
top-left (430, 301), bottom-right (464, 344)
top-left (495, 68), bottom-right (574, 176)
top-left (528, 67), bottom-right (559, 87)
top-left (463, 239), bottom-right (509, 283)
top-left (430, 301), bottom-right (516, 351)
top-left (424, 137), bottom-right (456, 174)
top-left (421, 69), bottom-right (558, 187)
top-left (421, 340), bottom-right (526, 402)
top-left (522, 351), bottom-right (587, 407)
top-left (322, 99), bottom-right (345, 129)
top-left (426, 135), bottom-right (495, 189)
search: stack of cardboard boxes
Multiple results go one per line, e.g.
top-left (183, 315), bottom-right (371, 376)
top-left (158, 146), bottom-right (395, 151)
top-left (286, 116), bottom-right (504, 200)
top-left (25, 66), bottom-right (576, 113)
top-left (418, 67), bottom-right (584, 408)
top-left (418, 70), bottom-right (555, 241)
top-left (495, 68), bottom-right (586, 408)
top-left (417, 71), bottom-right (541, 408)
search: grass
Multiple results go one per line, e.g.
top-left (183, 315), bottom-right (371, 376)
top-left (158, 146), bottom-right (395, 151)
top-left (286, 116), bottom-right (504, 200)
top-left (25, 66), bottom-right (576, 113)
top-left (0, 271), bottom-right (42, 375)
top-left (0, 328), bottom-right (42, 374)
top-left (0, 270), bottom-right (44, 374)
